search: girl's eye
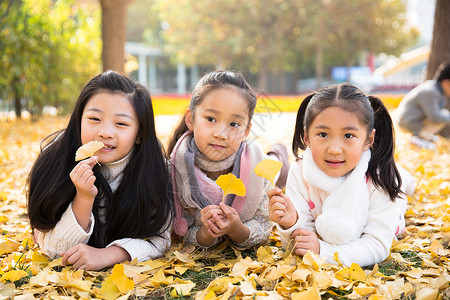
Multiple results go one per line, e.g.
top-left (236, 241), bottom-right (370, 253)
top-left (116, 122), bottom-right (129, 127)
top-left (318, 132), bottom-right (327, 138)
top-left (230, 122), bottom-right (240, 128)
top-left (344, 133), bottom-right (354, 139)
top-left (88, 117), bottom-right (100, 122)
top-left (206, 117), bottom-right (215, 123)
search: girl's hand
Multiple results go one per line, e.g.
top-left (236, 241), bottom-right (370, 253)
top-left (199, 205), bottom-right (225, 229)
top-left (290, 228), bottom-right (320, 256)
top-left (196, 205), bottom-right (225, 246)
top-left (61, 244), bottom-right (131, 271)
top-left (70, 156), bottom-right (98, 200)
top-left (70, 156), bottom-right (98, 231)
top-left (208, 203), bottom-right (249, 243)
top-left (267, 188), bottom-right (297, 229)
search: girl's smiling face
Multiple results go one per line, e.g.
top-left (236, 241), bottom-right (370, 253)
top-left (185, 87), bottom-right (251, 161)
top-left (304, 106), bottom-right (374, 177)
top-left (81, 92), bottom-right (140, 164)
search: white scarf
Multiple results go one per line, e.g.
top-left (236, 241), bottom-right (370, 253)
top-left (303, 147), bottom-right (371, 244)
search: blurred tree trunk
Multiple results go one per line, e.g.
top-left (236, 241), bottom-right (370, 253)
top-left (12, 76), bottom-right (21, 119)
top-left (426, 0), bottom-right (450, 80)
top-left (99, 0), bottom-right (132, 73)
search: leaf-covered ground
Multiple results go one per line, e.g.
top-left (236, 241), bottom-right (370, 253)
top-left (0, 114), bottom-right (449, 299)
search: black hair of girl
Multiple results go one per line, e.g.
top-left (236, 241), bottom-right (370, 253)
top-left (435, 62), bottom-right (450, 82)
top-left (27, 70), bottom-right (173, 247)
top-left (292, 82), bottom-right (402, 201)
top-left (167, 70), bottom-right (257, 155)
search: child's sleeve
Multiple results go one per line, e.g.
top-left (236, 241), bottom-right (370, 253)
top-left (277, 161), bottom-right (315, 250)
top-left (35, 203), bottom-right (94, 259)
top-left (318, 188), bottom-right (399, 267)
top-left (107, 221), bottom-right (172, 262)
top-left (232, 179), bottom-right (273, 249)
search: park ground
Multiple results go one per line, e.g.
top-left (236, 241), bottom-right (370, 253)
top-left (0, 99), bottom-right (449, 299)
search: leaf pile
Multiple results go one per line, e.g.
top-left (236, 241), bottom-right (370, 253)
top-left (0, 116), bottom-right (448, 299)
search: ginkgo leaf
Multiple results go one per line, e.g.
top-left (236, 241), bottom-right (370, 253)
top-left (100, 277), bottom-right (121, 300)
top-left (254, 159), bottom-right (283, 187)
top-left (75, 140), bottom-right (104, 161)
top-left (349, 263), bottom-right (366, 281)
top-left (0, 269), bottom-right (29, 283)
top-left (215, 173), bottom-right (246, 200)
top-left (109, 264), bottom-right (134, 294)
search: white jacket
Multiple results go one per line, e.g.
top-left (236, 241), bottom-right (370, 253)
top-left (277, 157), bottom-right (411, 267)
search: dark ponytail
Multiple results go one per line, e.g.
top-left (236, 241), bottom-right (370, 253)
top-left (292, 93), bottom-right (315, 158)
top-left (367, 96), bottom-right (402, 201)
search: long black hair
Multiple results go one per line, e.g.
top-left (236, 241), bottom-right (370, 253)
top-left (27, 70), bottom-right (173, 247)
top-left (167, 70), bottom-right (257, 155)
top-left (292, 82), bottom-right (402, 201)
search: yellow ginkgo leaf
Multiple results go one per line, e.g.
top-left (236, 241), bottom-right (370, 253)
top-left (100, 277), bottom-right (121, 300)
top-left (215, 173), bottom-right (246, 200)
top-left (254, 159), bottom-right (283, 187)
top-left (75, 140), bottom-right (105, 161)
top-left (0, 269), bottom-right (29, 283)
top-left (349, 263), bottom-right (366, 281)
top-left (110, 264), bottom-right (134, 294)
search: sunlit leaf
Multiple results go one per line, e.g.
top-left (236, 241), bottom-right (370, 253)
top-left (254, 159), bottom-right (283, 187)
top-left (215, 173), bottom-right (246, 200)
top-left (100, 277), bottom-right (121, 300)
top-left (170, 281), bottom-right (196, 296)
top-left (75, 140), bottom-right (104, 161)
top-left (291, 283), bottom-right (320, 300)
top-left (110, 264), bottom-right (134, 294)
top-left (349, 263), bottom-right (366, 281)
top-left (0, 269), bottom-right (29, 283)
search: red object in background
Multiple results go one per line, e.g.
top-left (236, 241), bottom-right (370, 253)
top-left (367, 54), bottom-right (375, 72)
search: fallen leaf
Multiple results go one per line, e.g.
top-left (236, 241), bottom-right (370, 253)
top-left (0, 269), bottom-right (29, 283)
top-left (75, 140), bottom-right (104, 161)
top-left (100, 277), bottom-right (121, 300)
top-left (109, 264), bottom-right (134, 294)
top-left (349, 263), bottom-right (366, 281)
top-left (291, 283), bottom-right (320, 300)
top-left (169, 281), bottom-right (195, 296)
top-left (254, 159), bottom-right (283, 187)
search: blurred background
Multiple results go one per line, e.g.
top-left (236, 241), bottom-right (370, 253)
top-left (1, 0), bottom-right (448, 119)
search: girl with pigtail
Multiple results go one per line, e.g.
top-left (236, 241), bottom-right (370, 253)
top-left (268, 82), bottom-right (415, 267)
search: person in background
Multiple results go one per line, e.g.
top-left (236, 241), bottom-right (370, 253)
top-left (396, 62), bottom-right (450, 149)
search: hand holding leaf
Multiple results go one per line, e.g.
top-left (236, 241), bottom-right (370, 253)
top-left (215, 173), bottom-right (246, 202)
top-left (75, 141), bottom-right (105, 161)
top-left (254, 159), bottom-right (283, 187)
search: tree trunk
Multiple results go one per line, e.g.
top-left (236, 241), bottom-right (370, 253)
top-left (426, 0), bottom-right (450, 80)
top-left (12, 76), bottom-right (21, 119)
top-left (99, 0), bottom-right (131, 73)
